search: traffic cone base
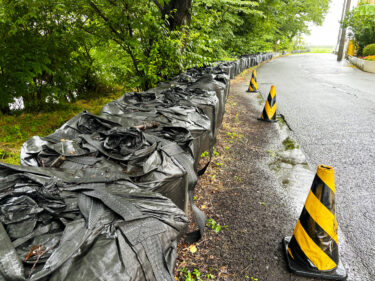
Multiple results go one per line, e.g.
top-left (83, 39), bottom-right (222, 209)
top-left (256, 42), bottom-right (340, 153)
top-left (283, 237), bottom-right (347, 280)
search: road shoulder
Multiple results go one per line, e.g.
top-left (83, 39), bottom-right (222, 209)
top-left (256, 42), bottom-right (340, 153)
top-left (175, 71), bottom-right (323, 281)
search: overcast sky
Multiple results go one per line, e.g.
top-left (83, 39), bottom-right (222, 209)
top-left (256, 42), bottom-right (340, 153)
top-left (304, 0), bottom-right (357, 46)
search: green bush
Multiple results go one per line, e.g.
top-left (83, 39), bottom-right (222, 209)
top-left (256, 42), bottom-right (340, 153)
top-left (363, 44), bottom-right (375, 56)
top-left (344, 4), bottom-right (375, 55)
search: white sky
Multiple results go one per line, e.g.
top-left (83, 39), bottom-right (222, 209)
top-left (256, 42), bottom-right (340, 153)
top-left (304, 0), bottom-right (357, 46)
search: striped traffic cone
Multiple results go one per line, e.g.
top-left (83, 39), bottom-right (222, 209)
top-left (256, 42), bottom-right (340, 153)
top-left (259, 85), bottom-right (277, 122)
top-left (247, 70), bottom-right (258, 92)
top-left (283, 165), bottom-right (347, 280)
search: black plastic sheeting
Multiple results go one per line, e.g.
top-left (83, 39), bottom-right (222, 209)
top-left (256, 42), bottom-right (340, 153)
top-left (21, 120), bottom-right (192, 212)
top-left (0, 53), bottom-right (273, 281)
top-left (99, 93), bottom-right (212, 164)
top-left (0, 163), bottom-right (187, 281)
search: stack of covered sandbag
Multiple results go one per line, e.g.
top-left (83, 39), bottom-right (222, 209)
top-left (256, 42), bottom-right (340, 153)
top-left (0, 163), bottom-right (187, 281)
top-left (0, 53), bottom-right (273, 281)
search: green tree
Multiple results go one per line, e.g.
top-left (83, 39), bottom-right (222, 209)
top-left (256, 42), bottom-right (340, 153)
top-left (344, 4), bottom-right (375, 55)
top-left (0, 0), bottom-right (95, 112)
top-left (75, 0), bottom-right (190, 90)
top-left (0, 0), bottom-right (331, 114)
top-left (187, 0), bottom-right (330, 58)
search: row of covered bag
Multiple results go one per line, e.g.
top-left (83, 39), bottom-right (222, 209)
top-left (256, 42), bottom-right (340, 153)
top-left (0, 53), bottom-right (273, 281)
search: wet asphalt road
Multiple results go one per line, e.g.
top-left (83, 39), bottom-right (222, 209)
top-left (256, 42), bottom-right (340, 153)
top-left (257, 54), bottom-right (375, 280)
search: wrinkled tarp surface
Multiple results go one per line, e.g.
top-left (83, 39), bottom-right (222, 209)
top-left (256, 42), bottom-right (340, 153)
top-left (0, 163), bottom-right (188, 281)
top-left (0, 53), bottom-right (273, 280)
top-left (21, 115), bottom-right (195, 212)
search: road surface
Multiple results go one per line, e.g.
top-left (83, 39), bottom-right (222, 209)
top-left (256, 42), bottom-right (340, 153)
top-left (257, 53), bottom-right (375, 280)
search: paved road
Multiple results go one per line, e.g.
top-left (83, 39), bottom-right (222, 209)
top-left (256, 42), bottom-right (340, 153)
top-left (257, 53), bottom-right (375, 280)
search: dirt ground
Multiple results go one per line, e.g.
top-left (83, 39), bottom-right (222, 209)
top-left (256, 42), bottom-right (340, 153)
top-left (174, 72), bottom-right (324, 281)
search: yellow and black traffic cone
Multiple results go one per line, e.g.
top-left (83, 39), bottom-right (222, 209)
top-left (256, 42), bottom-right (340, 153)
top-left (283, 165), bottom-right (347, 280)
top-left (247, 70), bottom-right (258, 92)
top-left (259, 85), bottom-right (277, 122)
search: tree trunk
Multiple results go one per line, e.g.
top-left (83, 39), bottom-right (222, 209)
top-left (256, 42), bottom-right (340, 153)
top-left (156, 0), bottom-right (192, 30)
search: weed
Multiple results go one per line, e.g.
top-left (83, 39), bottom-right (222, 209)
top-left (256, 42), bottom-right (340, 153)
top-left (200, 151), bottom-right (209, 158)
top-left (226, 131), bottom-right (239, 140)
top-left (206, 218), bottom-right (228, 234)
top-left (225, 146), bottom-right (230, 150)
top-left (266, 150), bottom-right (276, 158)
top-left (215, 162), bottom-right (223, 167)
top-left (234, 113), bottom-right (240, 123)
top-left (213, 150), bottom-right (219, 157)
top-left (0, 149), bottom-right (20, 164)
top-left (234, 175), bottom-right (242, 182)
top-left (0, 149), bottom-right (6, 158)
top-left (277, 116), bottom-right (285, 125)
top-left (192, 269), bottom-right (201, 279)
top-left (245, 276), bottom-right (258, 281)
top-left (30, 125), bottom-right (37, 133)
top-left (282, 137), bottom-right (299, 150)
top-left (180, 268), bottom-right (203, 281)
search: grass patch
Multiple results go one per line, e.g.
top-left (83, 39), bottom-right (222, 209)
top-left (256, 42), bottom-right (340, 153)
top-left (0, 88), bottom-right (124, 165)
top-left (308, 46), bottom-right (334, 54)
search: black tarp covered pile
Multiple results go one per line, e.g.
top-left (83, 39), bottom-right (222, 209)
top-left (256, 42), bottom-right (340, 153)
top-left (0, 53), bottom-right (273, 280)
top-left (0, 164), bottom-right (187, 281)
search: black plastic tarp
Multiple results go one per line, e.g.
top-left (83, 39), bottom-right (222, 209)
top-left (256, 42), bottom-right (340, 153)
top-left (186, 74), bottom-right (227, 128)
top-left (99, 96), bottom-right (212, 162)
top-left (21, 113), bottom-right (195, 212)
top-left (1, 53), bottom-right (275, 281)
top-left (0, 163), bottom-right (188, 281)
top-left (157, 87), bottom-right (220, 139)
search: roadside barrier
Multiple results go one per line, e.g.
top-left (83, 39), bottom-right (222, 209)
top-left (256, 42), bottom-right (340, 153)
top-left (259, 85), bottom-right (277, 122)
top-left (0, 52), bottom-right (274, 281)
top-left (247, 69), bottom-right (258, 92)
top-left (283, 165), bottom-right (347, 280)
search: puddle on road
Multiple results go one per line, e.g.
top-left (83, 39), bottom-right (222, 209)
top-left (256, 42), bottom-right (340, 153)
top-left (268, 116), bottom-right (315, 210)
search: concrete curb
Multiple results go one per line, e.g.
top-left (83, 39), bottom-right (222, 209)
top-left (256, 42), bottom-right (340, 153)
top-left (348, 55), bottom-right (375, 73)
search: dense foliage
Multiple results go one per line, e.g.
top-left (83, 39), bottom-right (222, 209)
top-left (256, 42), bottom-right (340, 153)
top-left (344, 4), bottom-right (375, 55)
top-left (0, 0), bottom-right (330, 113)
top-left (363, 43), bottom-right (375, 56)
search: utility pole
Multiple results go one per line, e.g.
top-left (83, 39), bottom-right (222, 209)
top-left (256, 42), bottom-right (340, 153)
top-left (337, 0), bottom-right (352, 61)
top-left (335, 0), bottom-right (347, 53)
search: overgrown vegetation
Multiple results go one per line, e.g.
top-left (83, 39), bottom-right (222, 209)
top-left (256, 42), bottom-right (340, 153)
top-left (1, 0), bottom-right (330, 113)
top-left (344, 3), bottom-right (375, 55)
